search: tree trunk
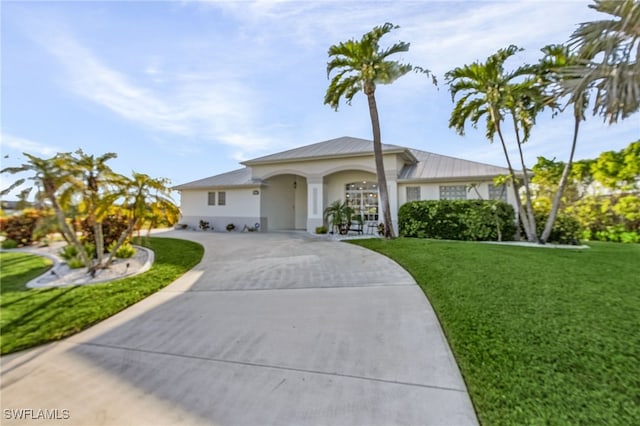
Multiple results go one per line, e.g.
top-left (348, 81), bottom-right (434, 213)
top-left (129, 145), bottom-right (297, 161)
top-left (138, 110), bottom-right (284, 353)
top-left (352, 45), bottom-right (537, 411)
top-left (366, 91), bottom-right (395, 239)
top-left (490, 108), bottom-right (534, 241)
top-left (104, 217), bottom-right (137, 268)
top-left (512, 117), bottom-right (538, 242)
top-left (541, 114), bottom-right (581, 243)
top-left (93, 221), bottom-right (104, 265)
top-left (47, 192), bottom-right (92, 267)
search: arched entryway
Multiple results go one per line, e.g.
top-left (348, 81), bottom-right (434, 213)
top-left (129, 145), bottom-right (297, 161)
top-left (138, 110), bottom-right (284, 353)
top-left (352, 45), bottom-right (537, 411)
top-left (261, 174), bottom-right (307, 231)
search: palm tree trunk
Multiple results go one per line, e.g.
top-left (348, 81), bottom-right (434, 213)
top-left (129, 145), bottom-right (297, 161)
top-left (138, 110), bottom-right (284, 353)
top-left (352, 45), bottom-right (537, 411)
top-left (104, 217), bottom-right (137, 268)
top-left (46, 189), bottom-right (92, 267)
top-left (512, 117), bottom-right (538, 242)
top-left (94, 221), bottom-right (104, 265)
top-left (366, 91), bottom-right (395, 239)
top-left (541, 114), bottom-right (580, 242)
top-left (491, 109), bottom-right (534, 241)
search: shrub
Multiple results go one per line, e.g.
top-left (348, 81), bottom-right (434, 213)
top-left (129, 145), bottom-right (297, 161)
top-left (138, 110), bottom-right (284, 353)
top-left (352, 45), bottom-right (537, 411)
top-left (0, 210), bottom-right (51, 246)
top-left (315, 226), bottom-right (328, 234)
top-left (534, 212), bottom-right (582, 245)
top-left (59, 243), bottom-right (96, 263)
top-left (108, 241), bottom-right (136, 258)
top-left (226, 223), bottom-right (236, 232)
top-left (59, 244), bottom-right (79, 261)
top-left (80, 215), bottom-right (129, 251)
top-left (398, 200), bottom-right (516, 241)
top-left (1, 239), bottom-right (18, 249)
top-left (67, 258), bottom-right (85, 269)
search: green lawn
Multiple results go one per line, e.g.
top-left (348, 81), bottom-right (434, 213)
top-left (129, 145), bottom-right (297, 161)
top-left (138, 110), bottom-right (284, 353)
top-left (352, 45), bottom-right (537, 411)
top-left (0, 237), bottom-right (204, 355)
top-left (351, 239), bottom-right (640, 425)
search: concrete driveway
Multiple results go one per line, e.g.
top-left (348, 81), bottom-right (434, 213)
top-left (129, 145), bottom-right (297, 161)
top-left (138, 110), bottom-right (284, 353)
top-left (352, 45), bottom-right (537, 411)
top-left (1, 231), bottom-right (478, 425)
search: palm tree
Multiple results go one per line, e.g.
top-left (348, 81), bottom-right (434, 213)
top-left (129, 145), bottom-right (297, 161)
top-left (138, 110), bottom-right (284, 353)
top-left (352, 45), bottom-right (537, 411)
top-left (564, 0), bottom-right (639, 123)
top-left (1, 153), bottom-right (92, 265)
top-left (536, 45), bottom-right (590, 243)
top-left (324, 23), bottom-right (435, 239)
top-left (446, 45), bottom-right (540, 242)
top-left (323, 199), bottom-right (355, 235)
top-left (104, 172), bottom-right (178, 267)
top-left (62, 150), bottom-right (120, 266)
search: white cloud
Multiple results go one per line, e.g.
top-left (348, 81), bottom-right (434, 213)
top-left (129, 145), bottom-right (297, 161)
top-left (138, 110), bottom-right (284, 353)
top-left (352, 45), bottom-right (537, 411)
top-left (0, 133), bottom-right (60, 157)
top-left (29, 25), bottom-right (283, 159)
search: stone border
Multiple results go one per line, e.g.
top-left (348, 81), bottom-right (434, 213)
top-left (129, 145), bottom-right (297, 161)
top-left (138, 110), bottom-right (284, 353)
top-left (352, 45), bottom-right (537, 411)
top-left (2, 244), bottom-right (156, 288)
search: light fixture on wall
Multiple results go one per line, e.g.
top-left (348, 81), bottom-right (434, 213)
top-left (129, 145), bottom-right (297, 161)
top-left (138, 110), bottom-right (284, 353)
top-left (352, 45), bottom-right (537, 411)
top-left (293, 181), bottom-right (297, 189)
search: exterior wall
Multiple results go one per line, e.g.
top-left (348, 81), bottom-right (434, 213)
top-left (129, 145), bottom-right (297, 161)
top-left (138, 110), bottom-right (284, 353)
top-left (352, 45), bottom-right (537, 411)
top-left (324, 171), bottom-right (377, 207)
top-left (179, 187), bottom-right (262, 231)
top-left (250, 153), bottom-right (404, 181)
top-left (397, 181), bottom-right (519, 213)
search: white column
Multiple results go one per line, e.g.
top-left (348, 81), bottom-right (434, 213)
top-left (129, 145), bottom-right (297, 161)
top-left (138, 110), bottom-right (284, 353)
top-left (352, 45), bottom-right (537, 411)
top-left (307, 176), bottom-right (325, 232)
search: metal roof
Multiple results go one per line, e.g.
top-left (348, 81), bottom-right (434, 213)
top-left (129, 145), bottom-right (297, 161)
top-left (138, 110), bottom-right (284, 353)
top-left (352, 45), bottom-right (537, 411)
top-left (175, 137), bottom-right (515, 190)
top-left (242, 136), bottom-right (414, 165)
top-left (400, 149), bottom-right (513, 181)
top-left (173, 167), bottom-right (259, 190)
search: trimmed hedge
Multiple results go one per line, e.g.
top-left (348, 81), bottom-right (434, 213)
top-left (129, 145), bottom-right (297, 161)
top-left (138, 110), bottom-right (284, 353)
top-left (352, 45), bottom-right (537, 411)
top-left (399, 200), bottom-right (516, 241)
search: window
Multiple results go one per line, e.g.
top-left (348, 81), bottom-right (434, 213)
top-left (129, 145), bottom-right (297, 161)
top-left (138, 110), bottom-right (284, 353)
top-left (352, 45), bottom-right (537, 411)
top-left (488, 184), bottom-right (507, 202)
top-left (218, 191), bottom-right (226, 206)
top-left (345, 181), bottom-right (378, 221)
top-left (208, 192), bottom-right (216, 206)
top-left (406, 186), bottom-right (421, 202)
top-left (439, 185), bottom-right (467, 200)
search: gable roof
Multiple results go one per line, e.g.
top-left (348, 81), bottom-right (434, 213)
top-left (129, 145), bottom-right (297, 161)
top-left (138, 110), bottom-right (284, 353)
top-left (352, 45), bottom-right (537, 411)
top-left (174, 136), bottom-right (516, 190)
top-left (241, 136), bottom-right (416, 165)
top-left (400, 149), bottom-right (513, 181)
top-left (173, 167), bottom-right (259, 190)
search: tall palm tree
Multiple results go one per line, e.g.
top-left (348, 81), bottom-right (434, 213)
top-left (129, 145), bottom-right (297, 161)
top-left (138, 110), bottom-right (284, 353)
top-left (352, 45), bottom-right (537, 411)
top-left (536, 45), bottom-right (590, 243)
top-left (446, 45), bottom-right (539, 242)
top-left (565, 0), bottom-right (639, 123)
top-left (324, 23), bottom-right (435, 239)
top-left (1, 153), bottom-right (92, 265)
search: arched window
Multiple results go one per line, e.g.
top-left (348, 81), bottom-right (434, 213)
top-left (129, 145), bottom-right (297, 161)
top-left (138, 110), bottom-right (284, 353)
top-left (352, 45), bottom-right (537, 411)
top-left (345, 181), bottom-right (378, 221)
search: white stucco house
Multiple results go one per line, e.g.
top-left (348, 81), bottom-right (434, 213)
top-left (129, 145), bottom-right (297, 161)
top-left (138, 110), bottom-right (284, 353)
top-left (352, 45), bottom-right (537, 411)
top-left (174, 136), bottom-right (518, 233)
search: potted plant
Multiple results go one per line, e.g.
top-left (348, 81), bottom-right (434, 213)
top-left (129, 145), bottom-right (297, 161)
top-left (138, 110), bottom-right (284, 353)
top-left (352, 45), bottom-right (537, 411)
top-left (226, 223), bottom-right (236, 232)
top-left (323, 200), bottom-right (354, 235)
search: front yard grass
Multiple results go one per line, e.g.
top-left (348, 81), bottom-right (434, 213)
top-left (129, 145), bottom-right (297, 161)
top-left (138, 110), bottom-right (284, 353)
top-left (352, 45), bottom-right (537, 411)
top-left (351, 239), bottom-right (640, 425)
top-left (0, 237), bottom-right (204, 355)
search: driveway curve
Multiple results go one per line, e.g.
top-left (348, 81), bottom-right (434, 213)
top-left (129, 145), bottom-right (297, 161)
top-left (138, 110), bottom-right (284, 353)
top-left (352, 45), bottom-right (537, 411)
top-left (1, 231), bottom-right (477, 425)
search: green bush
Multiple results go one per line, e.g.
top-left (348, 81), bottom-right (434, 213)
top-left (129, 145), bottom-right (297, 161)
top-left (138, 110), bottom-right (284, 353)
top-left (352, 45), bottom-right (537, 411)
top-left (59, 244), bottom-right (79, 260)
top-left (589, 225), bottom-right (640, 243)
top-left (67, 258), bottom-right (85, 269)
top-left (315, 226), bottom-right (328, 234)
top-left (59, 243), bottom-right (96, 263)
top-left (566, 194), bottom-right (639, 243)
top-left (1, 239), bottom-right (18, 249)
top-left (534, 211), bottom-right (582, 245)
top-left (399, 200), bottom-right (516, 241)
top-left (108, 241), bottom-right (136, 258)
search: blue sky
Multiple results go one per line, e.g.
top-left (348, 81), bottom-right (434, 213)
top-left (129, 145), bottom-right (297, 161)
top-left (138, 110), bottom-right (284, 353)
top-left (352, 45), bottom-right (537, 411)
top-left (1, 0), bottom-right (638, 198)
